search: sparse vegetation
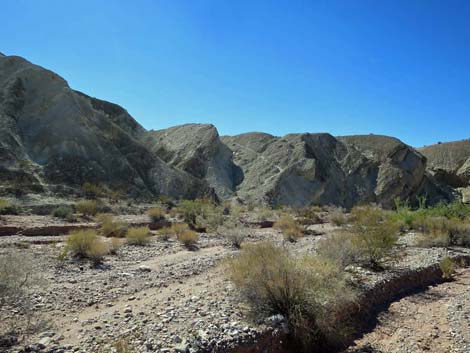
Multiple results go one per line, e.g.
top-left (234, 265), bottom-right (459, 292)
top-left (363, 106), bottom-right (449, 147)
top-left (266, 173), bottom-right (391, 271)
top-left (51, 206), bottom-right (74, 220)
top-left (65, 230), bottom-right (109, 264)
top-left (350, 206), bottom-right (399, 269)
top-left (226, 242), bottom-right (356, 350)
top-left (156, 227), bottom-right (172, 241)
top-left (177, 229), bottom-right (199, 248)
top-left (316, 231), bottom-right (361, 269)
top-left (97, 213), bottom-right (127, 237)
top-left (219, 226), bottom-right (248, 249)
top-left (274, 214), bottom-right (303, 242)
top-left (148, 207), bottom-right (165, 223)
top-left (0, 198), bottom-right (10, 214)
top-left (81, 182), bottom-right (105, 199)
top-left (329, 209), bottom-right (347, 226)
top-left (126, 227), bottom-right (151, 246)
top-left (439, 256), bottom-right (456, 280)
top-left (76, 200), bottom-right (98, 217)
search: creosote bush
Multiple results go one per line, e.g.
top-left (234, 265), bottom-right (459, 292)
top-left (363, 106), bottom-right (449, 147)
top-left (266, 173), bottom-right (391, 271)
top-left (65, 230), bottom-right (109, 264)
top-left (96, 214), bottom-right (127, 238)
top-left (51, 206), bottom-right (74, 220)
top-left (177, 229), bottom-right (199, 248)
top-left (157, 227), bottom-right (172, 241)
top-left (226, 242), bottom-right (355, 351)
top-left (350, 206), bottom-right (399, 269)
top-left (148, 207), bottom-right (165, 223)
top-left (76, 200), bottom-right (98, 217)
top-left (274, 214), bottom-right (303, 242)
top-left (126, 227), bottom-right (151, 246)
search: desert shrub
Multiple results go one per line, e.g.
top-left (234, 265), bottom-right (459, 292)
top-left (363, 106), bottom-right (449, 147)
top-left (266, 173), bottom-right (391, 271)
top-left (81, 182), bottom-right (105, 199)
top-left (109, 238), bottom-right (123, 255)
top-left (148, 207), bottom-right (165, 223)
top-left (176, 199), bottom-right (209, 226)
top-left (177, 229), bottom-right (199, 248)
top-left (170, 223), bottom-right (190, 237)
top-left (76, 200), bottom-right (98, 217)
top-left (65, 230), bottom-right (109, 263)
top-left (274, 214), bottom-right (303, 242)
top-left (329, 210), bottom-right (347, 226)
top-left (0, 251), bottom-right (43, 345)
top-left (219, 226), bottom-right (248, 249)
top-left (415, 229), bottom-right (450, 248)
top-left (439, 256), bottom-right (456, 280)
top-left (126, 227), bottom-right (151, 246)
top-left (350, 206), bottom-right (399, 269)
top-left (296, 206), bottom-right (322, 224)
top-left (254, 207), bottom-right (275, 222)
top-left (197, 204), bottom-right (225, 231)
top-left (316, 231), bottom-right (362, 268)
top-left (96, 214), bottom-right (127, 238)
top-left (448, 219), bottom-right (470, 247)
top-left (52, 206), bottom-right (74, 220)
top-left (156, 227), bottom-right (172, 241)
top-left (0, 198), bottom-right (10, 214)
top-left (226, 242), bottom-right (355, 350)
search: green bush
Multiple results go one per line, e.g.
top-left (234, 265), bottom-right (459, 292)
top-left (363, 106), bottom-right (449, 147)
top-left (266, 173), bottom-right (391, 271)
top-left (65, 230), bottom-right (109, 263)
top-left (81, 182), bottom-right (105, 199)
top-left (350, 206), bottom-right (399, 269)
top-left (52, 206), bottom-right (74, 219)
top-left (156, 226), bottom-right (172, 241)
top-left (0, 198), bottom-right (10, 214)
top-left (148, 207), bottom-right (165, 223)
top-left (126, 227), bottom-right (151, 246)
top-left (76, 200), bottom-right (98, 217)
top-left (226, 242), bottom-right (355, 350)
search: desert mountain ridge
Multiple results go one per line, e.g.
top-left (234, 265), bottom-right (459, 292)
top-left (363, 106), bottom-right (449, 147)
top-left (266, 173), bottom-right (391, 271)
top-left (1, 53), bottom-right (468, 207)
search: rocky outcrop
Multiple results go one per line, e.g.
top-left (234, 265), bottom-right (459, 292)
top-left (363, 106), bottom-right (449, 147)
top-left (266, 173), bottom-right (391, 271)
top-left (222, 133), bottom-right (448, 208)
top-left (0, 54), bottom-right (211, 199)
top-left (144, 124), bottom-right (242, 199)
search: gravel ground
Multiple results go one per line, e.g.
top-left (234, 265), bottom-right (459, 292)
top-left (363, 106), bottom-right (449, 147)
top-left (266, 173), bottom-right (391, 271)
top-left (0, 217), bottom-right (469, 353)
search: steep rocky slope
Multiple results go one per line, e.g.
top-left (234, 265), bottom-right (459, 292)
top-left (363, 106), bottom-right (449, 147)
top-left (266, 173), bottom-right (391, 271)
top-left (0, 54), bottom-right (211, 199)
top-left (418, 139), bottom-right (470, 203)
top-left (0, 53), bottom-right (462, 207)
top-left (222, 133), bottom-right (450, 208)
top-left (144, 124), bottom-right (242, 199)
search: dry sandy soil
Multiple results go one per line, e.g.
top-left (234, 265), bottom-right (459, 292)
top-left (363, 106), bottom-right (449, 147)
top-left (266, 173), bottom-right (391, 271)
top-left (0, 215), bottom-right (469, 353)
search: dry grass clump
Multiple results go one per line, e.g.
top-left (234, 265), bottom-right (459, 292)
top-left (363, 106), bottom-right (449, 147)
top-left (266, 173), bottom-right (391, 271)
top-left (108, 237), bottom-right (123, 255)
top-left (296, 206), bottom-right (322, 224)
top-left (174, 199), bottom-right (224, 231)
top-left (329, 209), bottom-right (347, 226)
top-left (439, 256), bottom-right (456, 280)
top-left (156, 227), bottom-right (172, 241)
top-left (274, 214), bottom-right (303, 242)
top-left (148, 207), bottom-right (165, 223)
top-left (226, 242), bottom-right (355, 351)
top-left (126, 227), bottom-right (151, 246)
top-left (65, 230), bottom-right (109, 264)
top-left (349, 206), bottom-right (399, 269)
top-left (0, 251), bottom-right (44, 346)
top-left (177, 229), bottom-right (199, 248)
top-left (316, 231), bottom-right (361, 269)
top-left (76, 200), bottom-right (98, 217)
top-left (219, 226), bottom-right (248, 249)
top-left (96, 214), bottom-right (127, 238)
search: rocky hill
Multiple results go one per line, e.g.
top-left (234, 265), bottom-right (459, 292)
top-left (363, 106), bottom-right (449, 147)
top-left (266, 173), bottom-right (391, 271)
top-left (0, 54), bottom-right (211, 199)
top-left (0, 53), bottom-right (465, 207)
top-left (419, 139), bottom-right (470, 202)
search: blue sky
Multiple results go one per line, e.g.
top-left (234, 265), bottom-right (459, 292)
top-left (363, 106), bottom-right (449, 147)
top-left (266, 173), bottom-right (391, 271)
top-left (1, 0), bottom-right (469, 147)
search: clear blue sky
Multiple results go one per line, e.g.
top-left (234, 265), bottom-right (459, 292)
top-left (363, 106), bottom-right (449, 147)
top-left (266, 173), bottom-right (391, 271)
top-left (2, 0), bottom-right (469, 147)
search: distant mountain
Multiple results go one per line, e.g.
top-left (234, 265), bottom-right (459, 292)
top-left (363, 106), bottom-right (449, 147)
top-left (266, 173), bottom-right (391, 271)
top-left (0, 54), bottom-right (464, 206)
